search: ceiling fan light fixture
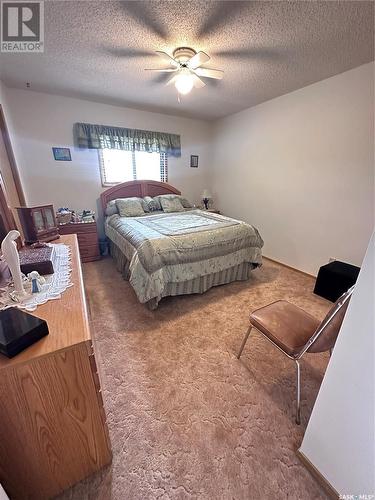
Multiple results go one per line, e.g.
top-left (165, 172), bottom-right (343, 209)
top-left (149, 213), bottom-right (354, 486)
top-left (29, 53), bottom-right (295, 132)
top-left (174, 69), bottom-right (194, 95)
top-left (147, 47), bottom-right (223, 97)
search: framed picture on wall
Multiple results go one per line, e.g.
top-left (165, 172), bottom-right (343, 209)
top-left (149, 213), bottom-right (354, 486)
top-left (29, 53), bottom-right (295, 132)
top-left (52, 147), bottom-right (71, 161)
top-left (190, 155), bottom-right (199, 168)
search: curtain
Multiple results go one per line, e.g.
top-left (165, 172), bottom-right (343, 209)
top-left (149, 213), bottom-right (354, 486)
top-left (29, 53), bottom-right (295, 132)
top-left (74, 122), bottom-right (181, 157)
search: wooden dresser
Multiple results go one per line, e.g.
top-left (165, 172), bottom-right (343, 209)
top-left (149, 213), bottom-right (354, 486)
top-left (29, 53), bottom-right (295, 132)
top-left (58, 221), bottom-right (100, 262)
top-left (0, 235), bottom-right (111, 499)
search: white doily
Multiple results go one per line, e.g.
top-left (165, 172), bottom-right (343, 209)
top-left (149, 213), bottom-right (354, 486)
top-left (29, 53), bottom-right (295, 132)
top-left (0, 243), bottom-right (73, 312)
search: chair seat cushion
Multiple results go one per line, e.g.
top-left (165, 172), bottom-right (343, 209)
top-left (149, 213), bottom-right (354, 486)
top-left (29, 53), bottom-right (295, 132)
top-left (250, 300), bottom-right (320, 357)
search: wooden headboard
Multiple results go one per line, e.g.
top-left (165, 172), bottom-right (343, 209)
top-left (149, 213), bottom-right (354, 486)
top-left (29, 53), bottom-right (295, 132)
top-left (100, 180), bottom-right (181, 211)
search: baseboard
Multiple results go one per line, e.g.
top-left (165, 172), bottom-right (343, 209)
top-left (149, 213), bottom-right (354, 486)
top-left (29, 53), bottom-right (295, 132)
top-left (262, 256), bottom-right (316, 279)
top-left (296, 449), bottom-right (339, 499)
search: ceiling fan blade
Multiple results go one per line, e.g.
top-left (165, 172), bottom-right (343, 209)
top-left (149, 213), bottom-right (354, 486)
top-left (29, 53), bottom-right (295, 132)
top-left (195, 67), bottom-right (224, 80)
top-left (155, 51), bottom-right (179, 67)
top-left (145, 68), bottom-right (178, 72)
top-left (192, 74), bottom-right (206, 89)
top-left (188, 51), bottom-right (210, 69)
top-left (166, 74), bottom-right (179, 86)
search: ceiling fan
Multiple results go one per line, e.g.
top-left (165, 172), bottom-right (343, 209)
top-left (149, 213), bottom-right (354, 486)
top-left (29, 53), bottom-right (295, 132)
top-left (145, 47), bottom-right (224, 95)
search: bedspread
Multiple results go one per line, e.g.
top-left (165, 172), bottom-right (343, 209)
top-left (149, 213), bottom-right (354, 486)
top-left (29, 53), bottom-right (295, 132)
top-left (105, 210), bottom-right (263, 303)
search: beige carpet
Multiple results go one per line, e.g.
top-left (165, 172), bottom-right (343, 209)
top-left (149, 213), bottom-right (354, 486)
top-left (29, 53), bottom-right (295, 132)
top-left (58, 257), bottom-right (331, 500)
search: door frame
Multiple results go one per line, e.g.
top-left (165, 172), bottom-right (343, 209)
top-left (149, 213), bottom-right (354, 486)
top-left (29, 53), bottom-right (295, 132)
top-left (0, 104), bottom-right (25, 206)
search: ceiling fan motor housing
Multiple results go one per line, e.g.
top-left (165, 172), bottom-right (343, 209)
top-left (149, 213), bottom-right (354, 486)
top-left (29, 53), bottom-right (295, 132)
top-left (173, 47), bottom-right (197, 65)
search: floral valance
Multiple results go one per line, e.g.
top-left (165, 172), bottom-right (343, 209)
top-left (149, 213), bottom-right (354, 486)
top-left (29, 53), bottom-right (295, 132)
top-left (74, 122), bottom-right (181, 157)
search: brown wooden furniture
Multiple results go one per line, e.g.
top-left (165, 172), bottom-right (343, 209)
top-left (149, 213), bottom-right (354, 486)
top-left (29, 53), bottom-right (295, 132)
top-left (58, 220), bottom-right (100, 263)
top-left (0, 235), bottom-right (111, 499)
top-left (17, 205), bottom-right (59, 244)
top-left (100, 179), bottom-right (181, 212)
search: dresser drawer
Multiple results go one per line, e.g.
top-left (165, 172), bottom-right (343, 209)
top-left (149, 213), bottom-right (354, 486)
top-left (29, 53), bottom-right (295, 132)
top-left (59, 222), bottom-right (97, 235)
top-left (77, 232), bottom-right (98, 246)
top-left (79, 244), bottom-right (100, 262)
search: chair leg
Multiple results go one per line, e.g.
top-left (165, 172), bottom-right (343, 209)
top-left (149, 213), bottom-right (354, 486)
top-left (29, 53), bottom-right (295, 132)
top-left (295, 360), bottom-right (301, 425)
top-left (237, 326), bottom-right (253, 359)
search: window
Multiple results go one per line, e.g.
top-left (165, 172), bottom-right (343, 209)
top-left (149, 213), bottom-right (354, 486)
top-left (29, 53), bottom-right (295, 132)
top-left (98, 149), bottom-right (168, 186)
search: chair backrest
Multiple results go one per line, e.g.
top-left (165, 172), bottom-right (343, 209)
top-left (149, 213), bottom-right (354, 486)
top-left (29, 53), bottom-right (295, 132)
top-left (300, 285), bottom-right (354, 356)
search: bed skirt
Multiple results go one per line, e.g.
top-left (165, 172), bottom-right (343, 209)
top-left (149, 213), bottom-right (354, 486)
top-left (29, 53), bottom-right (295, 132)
top-left (109, 240), bottom-right (257, 310)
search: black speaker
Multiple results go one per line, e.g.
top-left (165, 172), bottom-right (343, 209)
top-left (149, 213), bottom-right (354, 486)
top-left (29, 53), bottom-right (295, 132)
top-left (314, 260), bottom-right (360, 302)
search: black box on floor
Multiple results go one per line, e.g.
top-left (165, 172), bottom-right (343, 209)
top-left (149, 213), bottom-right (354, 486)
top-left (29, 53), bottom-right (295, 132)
top-left (314, 260), bottom-right (360, 302)
top-left (0, 308), bottom-right (49, 358)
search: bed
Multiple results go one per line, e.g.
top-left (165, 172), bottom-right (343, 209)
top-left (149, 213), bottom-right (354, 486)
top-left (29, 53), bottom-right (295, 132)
top-left (101, 180), bottom-right (263, 309)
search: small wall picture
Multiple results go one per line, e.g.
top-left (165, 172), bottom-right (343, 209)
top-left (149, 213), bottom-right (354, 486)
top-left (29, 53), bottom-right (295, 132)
top-left (52, 147), bottom-right (71, 161)
top-left (190, 155), bottom-right (199, 168)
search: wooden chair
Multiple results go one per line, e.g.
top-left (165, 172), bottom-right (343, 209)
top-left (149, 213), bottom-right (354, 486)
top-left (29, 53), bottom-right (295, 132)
top-left (237, 286), bottom-right (354, 424)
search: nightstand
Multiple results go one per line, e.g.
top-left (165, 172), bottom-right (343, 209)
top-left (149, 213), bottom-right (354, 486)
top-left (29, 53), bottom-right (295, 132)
top-left (58, 221), bottom-right (100, 262)
top-left (204, 208), bottom-right (221, 214)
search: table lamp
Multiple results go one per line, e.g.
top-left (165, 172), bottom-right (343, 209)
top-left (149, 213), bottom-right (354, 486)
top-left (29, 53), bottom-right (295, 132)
top-left (201, 189), bottom-right (212, 210)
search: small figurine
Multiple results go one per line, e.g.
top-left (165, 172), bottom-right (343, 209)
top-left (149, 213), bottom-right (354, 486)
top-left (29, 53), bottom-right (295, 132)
top-left (27, 271), bottom-right (45, 294)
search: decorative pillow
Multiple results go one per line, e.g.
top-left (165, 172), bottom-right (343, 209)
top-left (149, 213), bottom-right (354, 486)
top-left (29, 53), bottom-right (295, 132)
top-left (140, 198), bottom-right (150, 212)
top-left (105, 200), bottom-right (118, 216)
top-left (180, 197), bottom-right (193, 208)
top-left (155, 194), bottom-right (193, 209)
top-left (160, 197), bottom-right (184, 213)
top-left (116, 198), bottom-right (145, 217)
top-left (143, 196), bottom-right (160, 212)
top-left (151, 196), bottom-right (162, 211)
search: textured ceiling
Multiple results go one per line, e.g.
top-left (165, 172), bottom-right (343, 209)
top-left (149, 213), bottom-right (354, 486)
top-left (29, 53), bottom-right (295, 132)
top-left (0, 1), bottom-right (373, 120)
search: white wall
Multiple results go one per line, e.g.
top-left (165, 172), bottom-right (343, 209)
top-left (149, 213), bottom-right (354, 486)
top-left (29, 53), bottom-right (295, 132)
top-left (300, 232), bottom-right (374, 495)
top-left (3, 87), bottom-right (212, 232)
top-left (211, 63), bottom-right (374, 275)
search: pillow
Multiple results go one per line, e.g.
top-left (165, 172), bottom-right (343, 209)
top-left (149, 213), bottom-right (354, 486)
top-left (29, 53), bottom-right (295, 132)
top-left (116, 197), bottom-right (145, 217)
top-left (180, 197), bottom-right (193, 208)
top-left (160, 197), bottom-right (184, 213)
top-left (105, 200), bottom-right (118, 216)
top-left (155, 194), bottom-right (193, 209)
top-left (151, 196), bottom-right (162, 211)
top-left (140, 198), bottom-right (150, 212)
top-left (143, 196), bottom-right (160, 212)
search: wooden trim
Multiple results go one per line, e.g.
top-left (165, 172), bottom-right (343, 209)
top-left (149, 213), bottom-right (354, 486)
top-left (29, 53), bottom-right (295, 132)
top-left (296, 450), bottom-right (339, 499)
top-left (263, 255), bottom-right (316, 279)
top-left (0, 179), bottom-right (17, 234)
top-left (0, 104), bottom-right (26, 206)
top-left (100, 179), bottom-right (181, 212)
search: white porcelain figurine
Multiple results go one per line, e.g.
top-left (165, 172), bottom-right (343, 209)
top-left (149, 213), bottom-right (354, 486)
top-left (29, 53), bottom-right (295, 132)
top-left (28, 271), bottom-right (45, 293)
top-left (1, 230), bottom-right (27, 298)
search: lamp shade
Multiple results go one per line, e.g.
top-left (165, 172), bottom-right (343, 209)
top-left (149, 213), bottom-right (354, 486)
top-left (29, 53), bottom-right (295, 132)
top-left (201, 189), bottom-right (212, 199)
